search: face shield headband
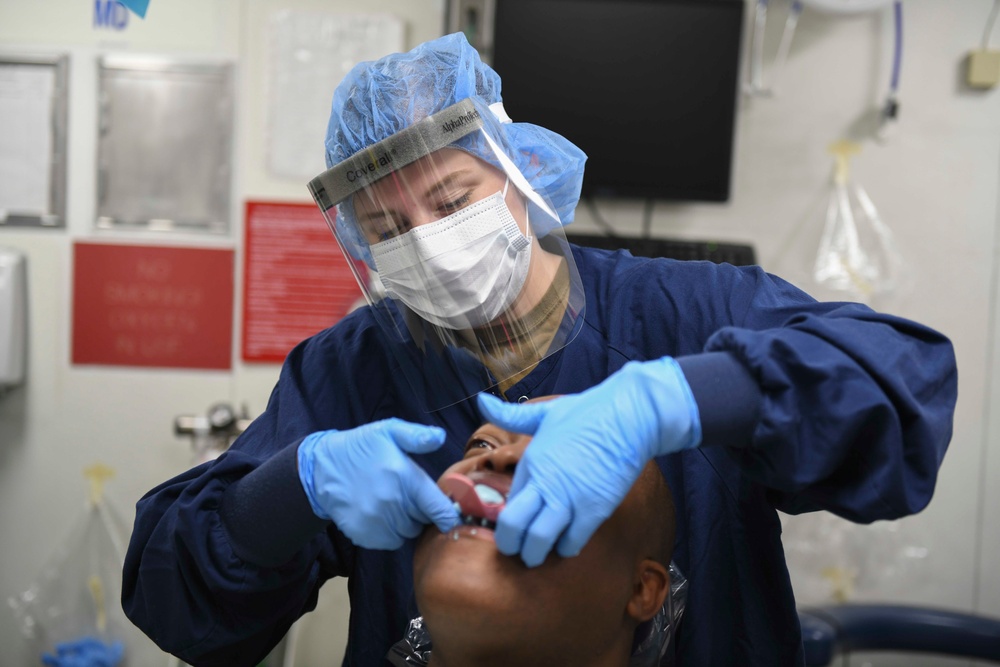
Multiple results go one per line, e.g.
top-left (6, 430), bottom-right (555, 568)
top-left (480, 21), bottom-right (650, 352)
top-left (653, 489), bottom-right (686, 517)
top-left (307, 99), bottom-right (585, 412)
top-left (309, 99), bottom-right (565, 264)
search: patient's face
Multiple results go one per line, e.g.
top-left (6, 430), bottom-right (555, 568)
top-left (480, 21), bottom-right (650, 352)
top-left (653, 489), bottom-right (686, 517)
top-left (412, 416), bottom-right (672, 665)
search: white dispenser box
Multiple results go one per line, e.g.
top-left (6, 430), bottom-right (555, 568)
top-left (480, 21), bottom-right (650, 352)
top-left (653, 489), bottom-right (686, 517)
top-left (0, 247), bottom-right (27, 390)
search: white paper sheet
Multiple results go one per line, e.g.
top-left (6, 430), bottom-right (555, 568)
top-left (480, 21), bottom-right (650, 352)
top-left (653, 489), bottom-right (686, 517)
top-left (266, 11), bottom-right (404, 181)
top-left (0, 63), bottom-right (55, 216)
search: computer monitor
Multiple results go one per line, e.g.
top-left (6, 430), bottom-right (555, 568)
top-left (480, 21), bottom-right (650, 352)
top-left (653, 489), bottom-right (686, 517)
top-left (492, 0), bottom-right (744, 202)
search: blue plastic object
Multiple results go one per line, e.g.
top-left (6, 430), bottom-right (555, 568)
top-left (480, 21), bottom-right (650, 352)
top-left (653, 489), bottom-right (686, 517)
top-left (799, 604), bottom-right (1000, 665)
top-left (118, 0), bottom-right (149, 18)
top-left (42, 637), bottom-right (124, 667)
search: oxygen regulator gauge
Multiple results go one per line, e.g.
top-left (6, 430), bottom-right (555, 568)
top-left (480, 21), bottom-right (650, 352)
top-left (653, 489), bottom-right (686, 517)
top-left (207, 402), bottom-right (237, 432)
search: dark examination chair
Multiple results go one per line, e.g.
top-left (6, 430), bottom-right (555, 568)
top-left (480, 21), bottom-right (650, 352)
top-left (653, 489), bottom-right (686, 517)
top-left (799, 604), bottom-right (1000, 666)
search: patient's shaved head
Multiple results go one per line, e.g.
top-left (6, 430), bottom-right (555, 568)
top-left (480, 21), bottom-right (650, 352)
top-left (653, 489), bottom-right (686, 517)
top-left (632, 458), bottom-right (676, 568)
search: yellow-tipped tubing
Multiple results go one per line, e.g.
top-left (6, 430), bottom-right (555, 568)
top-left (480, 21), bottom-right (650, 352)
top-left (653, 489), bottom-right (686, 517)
top-left (83, 463), bottom-right (115, 506)
top-left (828, 139), bottom-right (861, 186)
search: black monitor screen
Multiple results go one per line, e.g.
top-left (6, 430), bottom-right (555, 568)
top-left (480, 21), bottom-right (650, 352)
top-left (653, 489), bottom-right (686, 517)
top-left (491, 0), bottom-right (744, 202)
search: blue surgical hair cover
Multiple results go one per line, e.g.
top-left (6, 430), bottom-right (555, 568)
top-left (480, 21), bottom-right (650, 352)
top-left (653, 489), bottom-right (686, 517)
top-left (323, 32), bottom-right (587, 230)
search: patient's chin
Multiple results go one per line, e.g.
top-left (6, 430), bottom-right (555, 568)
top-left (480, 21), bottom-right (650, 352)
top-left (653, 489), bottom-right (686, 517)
top-left (414, 533), bottom-right (526, 627)
top-left (416, 545), bottom-right (510, 609)
top-left (417, 579), bottom-right (528, 657)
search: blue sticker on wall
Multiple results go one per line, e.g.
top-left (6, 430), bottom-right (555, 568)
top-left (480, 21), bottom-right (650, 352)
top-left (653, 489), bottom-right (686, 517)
top-left (118, 0), bottom-right (149, 18)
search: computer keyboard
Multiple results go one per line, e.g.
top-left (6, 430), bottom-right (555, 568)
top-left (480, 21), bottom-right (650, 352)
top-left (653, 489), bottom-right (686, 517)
top-left (566, 233), bottom-right (757, 267)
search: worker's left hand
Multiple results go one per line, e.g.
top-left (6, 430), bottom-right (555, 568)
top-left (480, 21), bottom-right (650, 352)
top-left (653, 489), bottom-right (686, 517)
top-left (477, 356), bottom-right (701, 567)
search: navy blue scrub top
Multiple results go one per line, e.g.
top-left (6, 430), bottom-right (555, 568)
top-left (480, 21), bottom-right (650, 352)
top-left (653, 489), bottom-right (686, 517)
top-left (123, 245), bottom-right (957, 666)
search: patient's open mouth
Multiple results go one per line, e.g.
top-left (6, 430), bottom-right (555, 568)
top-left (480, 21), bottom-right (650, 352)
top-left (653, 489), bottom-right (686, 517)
top-left (458, 513), bottom-right (498, 531)
top-left (441, 471), bottom-right (510, 530)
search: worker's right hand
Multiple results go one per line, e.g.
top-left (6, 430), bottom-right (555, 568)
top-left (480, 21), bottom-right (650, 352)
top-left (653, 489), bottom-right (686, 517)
top-left (297, 419), bottom-right (459, 550)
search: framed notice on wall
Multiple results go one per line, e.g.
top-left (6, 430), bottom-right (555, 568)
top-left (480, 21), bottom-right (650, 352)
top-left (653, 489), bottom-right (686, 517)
top-left (0, 54), bottom-right (68, 228)
top-left (96, 56), bottom-right (234, 233)
top-left (72, 242), bottom-right (235, 370)
top-left (242, 201), bottom-right (364, 363)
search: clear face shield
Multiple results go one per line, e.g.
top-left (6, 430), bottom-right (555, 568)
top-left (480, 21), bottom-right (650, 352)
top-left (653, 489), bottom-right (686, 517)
top-left (309, 99), bottom-right (585, 411)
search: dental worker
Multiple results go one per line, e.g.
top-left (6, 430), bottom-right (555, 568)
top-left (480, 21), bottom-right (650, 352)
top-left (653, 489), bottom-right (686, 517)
top-left (123, 33), bottom-right (957, 667)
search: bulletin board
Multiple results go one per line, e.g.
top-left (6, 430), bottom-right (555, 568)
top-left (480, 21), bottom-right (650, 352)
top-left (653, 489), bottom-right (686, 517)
top-left (0, 54), bottom-right (69, 228)
top-left (242, 201), bottom-right (364, 363)
top-left (95, 56), bottom-right (235, 233)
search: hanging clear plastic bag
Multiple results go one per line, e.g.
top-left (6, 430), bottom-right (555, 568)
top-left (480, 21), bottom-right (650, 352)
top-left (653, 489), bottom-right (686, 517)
top-left (780, 512), bottom-right (931, 606)
top-left (812, 140), bottom-right (905, 301)
top-left (8, 464), bottom-right (166, 667)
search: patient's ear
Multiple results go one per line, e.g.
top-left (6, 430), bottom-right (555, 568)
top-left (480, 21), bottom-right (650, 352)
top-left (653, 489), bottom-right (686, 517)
top-left (627, 560), bottom-right (671, 622)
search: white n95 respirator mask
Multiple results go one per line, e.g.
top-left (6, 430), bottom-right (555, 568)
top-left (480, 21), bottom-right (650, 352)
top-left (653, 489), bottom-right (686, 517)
top-left (369, 182), bottom-right (532, 330)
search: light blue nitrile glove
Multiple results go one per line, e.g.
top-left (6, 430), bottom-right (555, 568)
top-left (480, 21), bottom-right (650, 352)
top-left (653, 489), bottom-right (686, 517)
top-left (298, 419), bottom-right (460, 550)
top-left (477, 357), bottom-right (702, 567)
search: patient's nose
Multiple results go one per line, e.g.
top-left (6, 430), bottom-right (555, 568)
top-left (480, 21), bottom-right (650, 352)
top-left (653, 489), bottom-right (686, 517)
top-left (477, 446), bottom-right (519, 475)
